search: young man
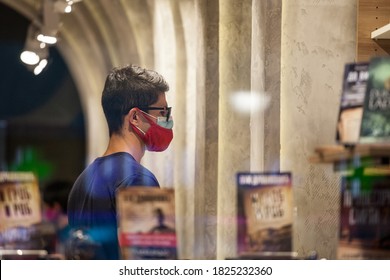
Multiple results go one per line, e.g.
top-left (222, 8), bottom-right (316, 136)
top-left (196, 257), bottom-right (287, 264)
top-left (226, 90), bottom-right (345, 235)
top-left (67, 65), bottom-right (173, 259)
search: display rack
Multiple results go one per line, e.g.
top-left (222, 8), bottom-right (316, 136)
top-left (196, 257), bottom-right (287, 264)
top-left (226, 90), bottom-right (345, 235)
top-left (310, 143), bottom-right (390, 173)
top-left (0, 249), bottom-right (48, 260)
top-left (357, 1), bottom-right (390, 62)
top-left (311, 143), bottom-right (390, 259)
top-left (371, 23), bottom-right (390, 40)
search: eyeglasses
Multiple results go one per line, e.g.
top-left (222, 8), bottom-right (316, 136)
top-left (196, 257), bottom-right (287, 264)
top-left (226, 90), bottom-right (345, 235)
top-left (138, 106), bottom-right (172, 122)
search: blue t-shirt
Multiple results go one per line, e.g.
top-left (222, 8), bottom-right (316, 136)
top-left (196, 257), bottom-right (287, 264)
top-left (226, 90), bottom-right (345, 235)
top-left (67, 152), bottom-right (159, 259)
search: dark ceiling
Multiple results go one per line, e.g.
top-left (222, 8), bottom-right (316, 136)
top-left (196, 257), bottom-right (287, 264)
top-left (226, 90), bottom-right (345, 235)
top-left (0, 2), bottom-right (75, 119)
top-left (0, 3), bottom-right (86, 181)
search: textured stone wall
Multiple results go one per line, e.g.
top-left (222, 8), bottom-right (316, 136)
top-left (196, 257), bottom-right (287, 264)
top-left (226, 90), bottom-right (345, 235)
top-left (217, 0), bottom-right (252, 259)
top-left (281, 0), bottom-right (357, 259)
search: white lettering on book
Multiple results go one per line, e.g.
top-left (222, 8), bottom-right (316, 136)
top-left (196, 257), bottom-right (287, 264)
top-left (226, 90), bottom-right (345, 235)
top-left (368, 89), bottom-right (390, 110)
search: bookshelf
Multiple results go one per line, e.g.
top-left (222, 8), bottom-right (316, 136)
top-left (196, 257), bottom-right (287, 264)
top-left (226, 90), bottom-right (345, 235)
top-left (371, 23), bottom-right (390, 40)
top-left (310, 144), bottom-right (390, 173)
top-left (357, 0), bottom-right (390, 62)
top-left (311, 143), bottom-right (390, 259)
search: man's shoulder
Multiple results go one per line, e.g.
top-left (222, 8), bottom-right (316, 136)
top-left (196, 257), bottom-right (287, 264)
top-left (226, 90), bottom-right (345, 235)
top-left (84, 152), bottom-right (139, 173)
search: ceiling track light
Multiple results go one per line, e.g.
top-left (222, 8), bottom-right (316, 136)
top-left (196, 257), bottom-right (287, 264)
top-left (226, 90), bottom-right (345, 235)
top-left (20, 23), bottom-right (49, 75)
top-left (54, 0), bottom-right (83, 14)
top-left (54, 0), bottom-right (72, 14)
top-left (20, 24), bottom-right (47, 64)
top-left (20, 50), bottom-right (40, 66)
top-left (20, 0), bottom-right (83, 75)
top-left (34, 59), bottom-right (49, 75)
top-left (37, 34), bottom-right (57, 44)
top-left (37, 0), bottom-right (61, 45)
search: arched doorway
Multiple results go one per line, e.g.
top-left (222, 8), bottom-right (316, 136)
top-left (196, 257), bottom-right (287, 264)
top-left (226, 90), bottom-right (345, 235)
top-left (0, 3), bottom-right (86, 187)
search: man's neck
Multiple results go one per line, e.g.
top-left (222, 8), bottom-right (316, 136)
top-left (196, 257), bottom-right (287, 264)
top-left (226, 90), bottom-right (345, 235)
top-left (103, 132), bottom-right (145, 163)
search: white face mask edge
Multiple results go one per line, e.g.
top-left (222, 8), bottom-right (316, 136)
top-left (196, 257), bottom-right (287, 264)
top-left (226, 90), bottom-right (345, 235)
top-left (140, 110), bottom-right (174, 129)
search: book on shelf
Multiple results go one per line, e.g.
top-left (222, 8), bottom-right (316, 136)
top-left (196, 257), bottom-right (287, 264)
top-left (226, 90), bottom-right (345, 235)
top-left (0, 171), bottom-right (43, 251)
top-left (116, 186), bottom-right (177, 260)
top-left (236, 172), bottom-right (293, 258)
top-left (0, 172), bottom-right (41, 231)
top-left (336, 62), bottom-right (369, 144)
top-left (338, 174), bottom-right (390, 259)
top-left (360, 56), bottom-right (390, 143)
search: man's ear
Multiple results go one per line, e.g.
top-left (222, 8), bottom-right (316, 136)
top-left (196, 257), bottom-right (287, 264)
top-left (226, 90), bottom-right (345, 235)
top-left (128, 108), bottom-right (139, 125)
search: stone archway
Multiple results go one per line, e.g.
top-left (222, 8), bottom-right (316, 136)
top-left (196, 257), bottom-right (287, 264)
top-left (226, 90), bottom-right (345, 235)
top-left (1, 0), bottom-right (150, 163)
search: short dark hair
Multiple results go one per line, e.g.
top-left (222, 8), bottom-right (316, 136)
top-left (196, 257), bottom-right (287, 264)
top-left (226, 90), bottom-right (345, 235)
top-left (101, 65), bottom-right (169, 135)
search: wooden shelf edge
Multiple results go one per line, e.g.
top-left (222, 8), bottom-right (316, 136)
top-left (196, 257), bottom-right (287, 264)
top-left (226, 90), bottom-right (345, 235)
top-left (371, 23), bottom-right (390, 39)
top-left (310, 144), bottom-right (390, 165)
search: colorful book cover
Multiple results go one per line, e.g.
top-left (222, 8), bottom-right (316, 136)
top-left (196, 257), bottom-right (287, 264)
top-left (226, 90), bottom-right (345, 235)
top-left (360, 56), bottom-right (390, 143)
top-left (338, 175), bottom-right (390, 259)
top-left (0, 172), bottom-right (41, 232)
top-left (336, 62), bottom-right (369, 144)
top-left (116, 187), bottom-right (177, 260)
top-left (237, 172), bottom-right (293, 256)
top-left (0, 172), bottom-right (43, 250)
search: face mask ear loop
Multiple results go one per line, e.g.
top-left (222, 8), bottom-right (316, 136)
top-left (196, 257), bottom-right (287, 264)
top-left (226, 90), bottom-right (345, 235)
top-left (131, 108), bottom-right (149, 135)
top-left (140, 110), bottom-right (157, 121)
top-left (133, 124), bottom-right (146, 135)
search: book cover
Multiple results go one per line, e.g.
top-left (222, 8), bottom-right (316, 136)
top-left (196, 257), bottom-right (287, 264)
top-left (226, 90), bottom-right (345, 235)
top-left (236, 172), bottom-right (293, 256)
top-left (338, 175), bottom-right (390, 259)
top-left (116, 187), bottom-right (177, 260)
top-left (0, 172), bottom-right (43, 250)
top-left (360, 56), bottom-right (390, 143)
top-left (0, 172), bottom-right (41, 232)
top-left (336, 62), bottom-right (369, 144)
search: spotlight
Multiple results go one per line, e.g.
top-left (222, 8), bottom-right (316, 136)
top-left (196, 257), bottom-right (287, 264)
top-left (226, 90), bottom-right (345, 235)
top-left (20, 23), bottom-right (49, 75)
top-left (64, 5), bottom-right (72, 13)
top-left (38, 0), bottom-right (61, 45)
top-left (32, 47), bottom-right (49, 75)
top-left (20, 24), bottom-right (48, 65)
top-left (22, 49), bottom-right (49, 75)
top-left (37, 34), bottom-right (57, 44)
top-left (20, 50), bottom-right (40, 65)
top-left (54, 0), bottom-right (82, 14)
top-left (54, 0), bottom-right (71, 13)
top-left (34, 59), bottom-right (48, 75)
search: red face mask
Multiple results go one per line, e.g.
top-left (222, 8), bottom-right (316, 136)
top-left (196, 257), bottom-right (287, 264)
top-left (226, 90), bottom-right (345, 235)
top-left (131, 110), bottom-right (173, 152)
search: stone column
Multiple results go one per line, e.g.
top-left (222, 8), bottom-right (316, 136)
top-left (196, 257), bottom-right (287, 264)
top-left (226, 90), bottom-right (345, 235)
top-left (217, 0), bottom-right (252, 259)
top-left (142, 0), bottom-right (176, 187)
top-left (250, 0), bottom-right (267, 172)
top-left (250, 0), bottom-right (282, 173)
top-left (170, 0), bottom-right (196, 260)
top-left (193, 0), bottom-right (220, 260)
top-left (263, 0), bottom-right (282, 172)
top-left (281, 0), bottom-right (357, 259)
